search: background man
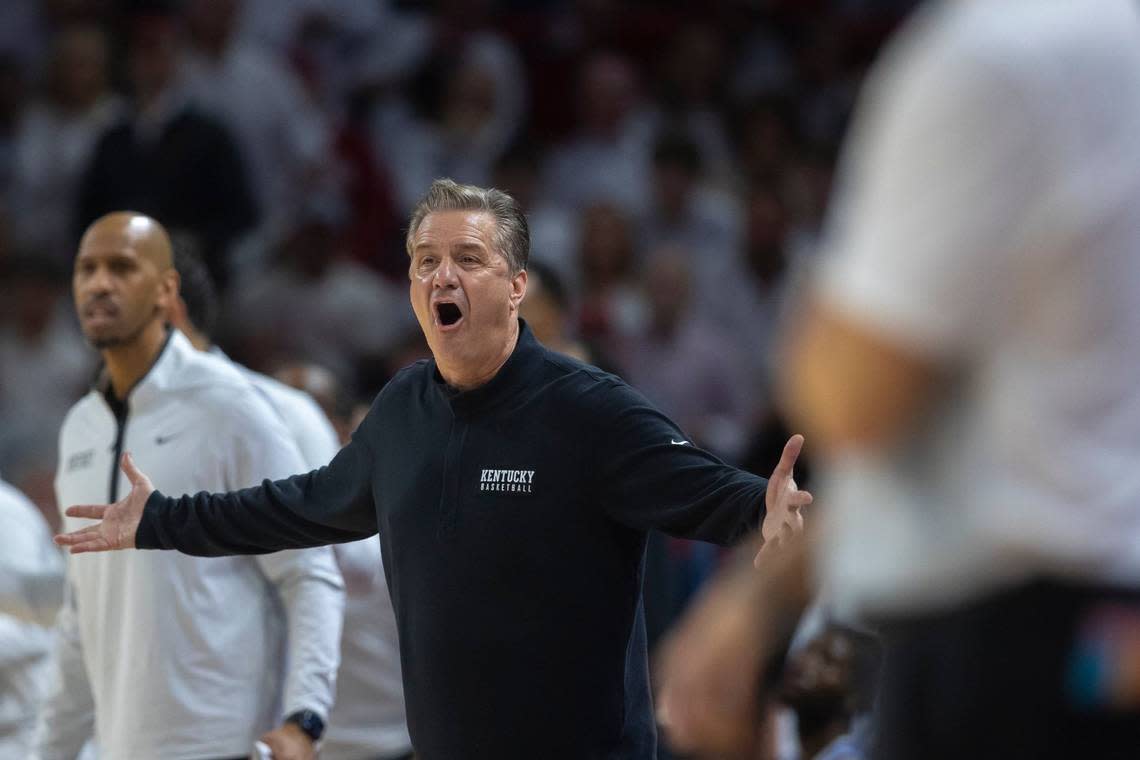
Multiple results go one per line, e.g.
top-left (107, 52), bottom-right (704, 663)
top-left (75, 11), bottom-right (257, 288)
top-left (37, 212), bottom-right (345, 760)
top-left (657, 1), bottom-right (1140, 758)
top-left (169, 241), bottom-right (414, 760)
top-left (57, 180), bottom-right (809, 759)
top-left (0, 476), bottom-right (63, 758)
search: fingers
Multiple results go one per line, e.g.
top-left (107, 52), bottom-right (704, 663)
top-left (64, 504), bottom-right (108, 520)
top-left (757, 506), bottom-right (806, 566)
top-left (785, 509), bottom-right (805, 536)
top-left (120, 451), bottom-right (146, 488)
top-left (54, 525), bottom-right (109, 553)
top-left (68, 540), bottom-right (111, 555)
top-left (787, 489), bottom-right (814, 509)
top-left (54, 524), bottom-right (100, 545)
top-left (772, 434), bottom-right (805, 480)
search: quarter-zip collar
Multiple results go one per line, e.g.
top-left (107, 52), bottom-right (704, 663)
top-left (94, 328), bottom-right (178, 501)
top-left (96, 328), bottom-right (175, 410)
top-left (432, 319), bottom-right (545, 417)
top-left (95, 329), bottom-right (208, 414)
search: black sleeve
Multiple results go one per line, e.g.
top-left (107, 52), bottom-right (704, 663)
top-left (587, 377), bottom-right (767, 545)
top-left (135, 420), bottom-right (378, 556)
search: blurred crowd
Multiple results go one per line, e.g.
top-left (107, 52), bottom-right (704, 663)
top-left (0, 1), bottom-right (920, 757)
top-left (0, 0), bottom-right (914, 520)
top-left (0, 1), bottom-right (913, 731)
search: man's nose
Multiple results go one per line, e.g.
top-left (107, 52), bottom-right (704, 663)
top-left (433, 257), bottom-right (459, 288)
top-left (85, 265), bottom-right (114, 294)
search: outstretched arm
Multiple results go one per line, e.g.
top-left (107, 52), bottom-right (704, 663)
top-left (591, 379), bottom-right (811, 546)
top-left (56, 423), bottom-right (379, 557)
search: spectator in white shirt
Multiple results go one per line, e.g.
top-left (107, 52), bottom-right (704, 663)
top-left (0, 476), bottom-right (64, 758)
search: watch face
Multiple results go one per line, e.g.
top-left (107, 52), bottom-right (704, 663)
top-left (288, 710), bottom-right (325, 741)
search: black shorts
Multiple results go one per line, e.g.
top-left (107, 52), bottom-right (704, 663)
top-left (872, 578), bottom-right (1140, 760)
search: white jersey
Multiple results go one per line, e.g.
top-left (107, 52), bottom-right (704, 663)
top-left (222, 348), bottom-right (412, 758)
top-left (37, 330), bottom-right (345, 760)
top-left (0, 478), bottom-right (63, 758)
top-left (813, 0), bottom-right (1140, 616)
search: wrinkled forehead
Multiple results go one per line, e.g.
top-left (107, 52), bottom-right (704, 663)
top-left (413, 209), bottom-right (500, 251)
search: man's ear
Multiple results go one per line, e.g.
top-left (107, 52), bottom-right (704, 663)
top-left (509, 269), bottom-right (528, 312)
top-left (158, 269), bottom-right (181, 318)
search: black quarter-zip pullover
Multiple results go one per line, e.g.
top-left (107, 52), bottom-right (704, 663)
top-left (137, 320), bottom-right (768, 759)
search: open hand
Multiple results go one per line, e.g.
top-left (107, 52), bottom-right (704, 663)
top-left (759, 434), bottom-right (811, 564)
top-left (54, 452), bottom-right (154, 554)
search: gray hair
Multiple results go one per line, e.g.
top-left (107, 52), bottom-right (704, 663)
top-left (405, 179), bottom-right (530, 273)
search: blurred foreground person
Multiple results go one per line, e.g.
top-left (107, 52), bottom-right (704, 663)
top-left (658, 2), bottom-right (1140, 758)
top-left (170, 243), bottom-right (413, 760)
top-left (0, 477), bottom-right (63, 757)
top-left (56, 180), bottom-right (810, 759)
top-left (36, 213), bottom-right (344, 760)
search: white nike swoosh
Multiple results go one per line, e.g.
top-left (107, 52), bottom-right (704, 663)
top-left (670, 440), bottom-right (690, 446)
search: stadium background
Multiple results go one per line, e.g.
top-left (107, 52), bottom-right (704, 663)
top-left (0, 1), bottom-right (916, 754)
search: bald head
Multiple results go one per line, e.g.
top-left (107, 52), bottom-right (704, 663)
top-left (73, 211), bottom-right (178, 351)
top-left (81, 212), bottom-right (174, 271)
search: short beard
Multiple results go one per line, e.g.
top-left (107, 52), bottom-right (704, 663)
top-left (88, 313), bottom-right (155, 351)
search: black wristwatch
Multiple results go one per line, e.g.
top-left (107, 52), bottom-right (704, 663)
top-left (285, 709), bottom-right (325, 743)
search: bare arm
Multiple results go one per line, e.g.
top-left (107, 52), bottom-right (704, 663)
top-left (780, 298), bottom-right (938, 458)
top-left (657, 531), bottom-right (814, 756)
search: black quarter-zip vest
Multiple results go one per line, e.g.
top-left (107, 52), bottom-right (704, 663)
top-left (140, 319), bottom-right (768, 759)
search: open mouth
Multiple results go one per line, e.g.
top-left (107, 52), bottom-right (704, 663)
top-left (436, 301), bottom-right (463, 327)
